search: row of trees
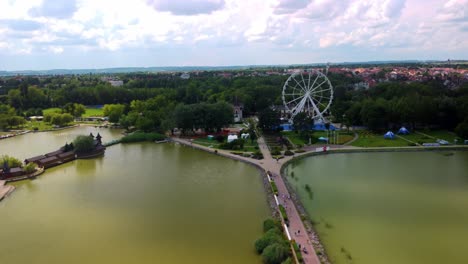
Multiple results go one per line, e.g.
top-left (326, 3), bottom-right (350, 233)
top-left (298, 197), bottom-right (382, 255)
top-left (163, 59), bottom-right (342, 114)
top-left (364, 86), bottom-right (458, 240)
top-left (1, 71), bottom-right (468, 138)
top-left (173, 102), bottom-right (233, 133)
top-left (331, 82), bottom-right (468, 135)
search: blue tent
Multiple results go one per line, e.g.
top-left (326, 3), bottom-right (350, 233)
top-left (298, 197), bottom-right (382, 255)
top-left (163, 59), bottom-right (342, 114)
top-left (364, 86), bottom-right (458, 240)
top-left (384, 131), bottom-right (395, 139)
top-left (313, 123), bottom-right (337, 131)
top-left (280, 124), bottom-right (293, 131)
top-left (397, 127), bottom-right (410, 135)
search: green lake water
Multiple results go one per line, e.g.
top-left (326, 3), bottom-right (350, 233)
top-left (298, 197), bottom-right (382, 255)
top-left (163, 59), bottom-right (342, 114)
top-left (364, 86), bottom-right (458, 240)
top-left (0, 128), bottom-right (269, 264)
top-left (285, 151), bottom-right (468, 264)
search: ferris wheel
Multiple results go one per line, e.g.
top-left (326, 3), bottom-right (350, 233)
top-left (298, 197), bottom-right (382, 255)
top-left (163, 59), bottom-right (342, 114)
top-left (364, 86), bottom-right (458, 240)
top-left (282, 69), bottom-right (333, 123)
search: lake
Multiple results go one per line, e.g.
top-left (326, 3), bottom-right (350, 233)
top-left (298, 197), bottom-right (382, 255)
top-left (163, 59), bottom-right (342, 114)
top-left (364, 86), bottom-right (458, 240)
top-left (0, 127), bottom-right (269, 264)
top-left (285, 151), bottom-right (468, 264)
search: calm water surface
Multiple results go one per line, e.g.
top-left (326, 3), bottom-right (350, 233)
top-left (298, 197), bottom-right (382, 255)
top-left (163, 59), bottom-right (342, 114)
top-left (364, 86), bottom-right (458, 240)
top-left (285, 151), bottom-right (468, 264)
top-left (0, 128), bottom-right (269, 264)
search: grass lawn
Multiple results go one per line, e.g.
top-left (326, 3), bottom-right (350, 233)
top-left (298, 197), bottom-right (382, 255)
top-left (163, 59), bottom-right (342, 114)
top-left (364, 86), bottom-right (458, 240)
top-left (193, 136), bottom-right (259, 152)
top-left (83, 107), bottom-right (104, 117)
top-left (352, 130), bottom-right (409, 147)
top-left (280, 131), bottom-right (306, 146)
top-left (43, 107), bottom-right (104, 117)
top-left (22, 120), bottom-right (54, 131)
top-left (416, 130), bottom-right (461, 144)
top-left (281, 130), bottom-right (355, 147)
top-left (397, 133), bottom-right (434, 145)
top-left (43, 107), bottom-right (62, 114)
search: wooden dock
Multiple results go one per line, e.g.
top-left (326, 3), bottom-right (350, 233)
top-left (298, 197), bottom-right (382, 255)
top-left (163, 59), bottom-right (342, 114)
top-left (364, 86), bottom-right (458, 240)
top-left (0, 180), bottom-right (15, 201)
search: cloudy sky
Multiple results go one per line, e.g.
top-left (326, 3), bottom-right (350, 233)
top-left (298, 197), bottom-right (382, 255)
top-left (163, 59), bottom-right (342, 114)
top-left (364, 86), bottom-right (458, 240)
top-left (0, 0), bottom-right (467, 70)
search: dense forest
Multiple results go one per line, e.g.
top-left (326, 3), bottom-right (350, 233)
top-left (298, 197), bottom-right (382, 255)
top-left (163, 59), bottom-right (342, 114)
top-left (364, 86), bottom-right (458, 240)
top-left (0, 70), bottom-right (467, 138)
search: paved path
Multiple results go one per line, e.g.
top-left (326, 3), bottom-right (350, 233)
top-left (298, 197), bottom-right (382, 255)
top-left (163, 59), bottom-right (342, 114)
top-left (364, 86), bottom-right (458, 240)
top-left (256, 137), bottom-right (321, 264)
top-left (0, 180), bottom-right (15, 201)
top-left (172, 137), bottom-right (321, 264)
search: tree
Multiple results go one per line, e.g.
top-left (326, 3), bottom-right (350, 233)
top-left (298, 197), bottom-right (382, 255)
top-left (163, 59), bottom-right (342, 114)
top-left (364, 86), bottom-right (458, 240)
top-left (0, 155), bottom-right (23, 168)
top-left (259, 108), bottom-right (280, 131)
top-left (103, 104), bottom-right (125, 123)
top-left (261, 243), bottom-right (290, 264)
top-left (73, 135), bottom-right (95, 153)
top-left (62, 103), bottom-right (86, 118)
top-left (293, 112), bottom-right (311, 132)
top-left (173, 104), bottom-right (195, 133)
top-left (455, 119), bottom-right (468, 139)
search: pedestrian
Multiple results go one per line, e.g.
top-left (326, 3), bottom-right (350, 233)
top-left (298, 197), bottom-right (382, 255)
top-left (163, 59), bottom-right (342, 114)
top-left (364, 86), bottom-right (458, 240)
top-left (298, 230), bottom-right (300, 235)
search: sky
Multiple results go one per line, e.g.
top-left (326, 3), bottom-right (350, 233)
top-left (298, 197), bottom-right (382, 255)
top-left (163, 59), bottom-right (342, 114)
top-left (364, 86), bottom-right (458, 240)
top-left (0, 0), bottom-right (467, 70)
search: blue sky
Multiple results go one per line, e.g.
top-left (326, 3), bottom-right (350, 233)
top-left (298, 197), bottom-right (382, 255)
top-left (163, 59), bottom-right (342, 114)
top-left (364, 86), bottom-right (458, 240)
top-left (0, 0), bottom-right (467, 70)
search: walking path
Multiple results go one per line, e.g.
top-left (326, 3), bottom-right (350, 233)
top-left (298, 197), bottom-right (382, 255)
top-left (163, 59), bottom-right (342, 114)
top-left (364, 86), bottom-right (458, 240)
top-left (172, 136), bottom-right (322, 264)
top-left (0, 180), bottom-right (15, 201)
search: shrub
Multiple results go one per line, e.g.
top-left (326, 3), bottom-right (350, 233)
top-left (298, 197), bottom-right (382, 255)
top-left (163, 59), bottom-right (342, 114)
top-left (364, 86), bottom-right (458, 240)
top-left (292, 241), bottom-right (304, 263)
top-left (263, 219), bottom-right (282, 233)
top-left (271, 147), bottom-right (282, 156)
top-left (0, 155), bottom-right (22, 168)
top-left (279, 205), bottom-right (288, 223)
top-left (120, 132), bottom-right (166, 143)
top-left (73, 135), bottom-right (95, 153)
top-left (24, 162), bottom-right (37, 173)
top-left (252, 150), bottom-right (263, 159)
top-left (284, 150), bottom-right (294, 156)
top-left (254, 228), bottom-right (284, 254)
top-left (262, 243), bottom-right (291, 264)
top-left (270, 181), bottom-right (278, 195)
top-left (215, 135), bottom-right (225, 143)
top-left (281, 258), bottom-right (293, 264)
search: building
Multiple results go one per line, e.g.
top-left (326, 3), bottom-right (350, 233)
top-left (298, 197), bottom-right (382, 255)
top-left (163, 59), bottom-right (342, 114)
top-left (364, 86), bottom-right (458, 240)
top-left (109, 80), bottom-right (124, 87)
top-left (233, 104), bottom-right (243, 122)
top-left (180, 73), bottom-right (190, 79)
top-left (0, 167), bottom-right (24, 178)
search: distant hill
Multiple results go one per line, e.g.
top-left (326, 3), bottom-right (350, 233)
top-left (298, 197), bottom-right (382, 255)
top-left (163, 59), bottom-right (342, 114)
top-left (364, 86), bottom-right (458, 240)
top-left (0, 60), bottom-right (466, 76)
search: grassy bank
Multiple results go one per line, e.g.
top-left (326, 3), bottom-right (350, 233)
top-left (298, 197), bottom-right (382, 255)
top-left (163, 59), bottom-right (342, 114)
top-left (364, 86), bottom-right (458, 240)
top-left (120, 132), bottom-right (166, 143)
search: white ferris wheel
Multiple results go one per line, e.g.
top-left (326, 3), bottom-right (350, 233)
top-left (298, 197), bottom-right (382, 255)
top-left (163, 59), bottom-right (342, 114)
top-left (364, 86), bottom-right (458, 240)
top-left (282, 69), bottom-right (333, 123)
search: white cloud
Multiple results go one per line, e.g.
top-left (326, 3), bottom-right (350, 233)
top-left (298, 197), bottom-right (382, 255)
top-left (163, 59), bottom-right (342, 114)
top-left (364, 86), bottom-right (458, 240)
top-left (147, 0), bottom-right (225, 15)
top-left (48, 46), bottom-right (64, 54)
top-left (0, 0), bottom-right (466, 70)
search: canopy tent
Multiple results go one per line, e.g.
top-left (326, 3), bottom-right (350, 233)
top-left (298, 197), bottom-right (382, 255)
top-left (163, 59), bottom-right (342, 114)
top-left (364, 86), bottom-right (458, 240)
top-left (227, 135), bottom-right (238, 143)
top-left (397, 127), bottom-right (410, 134)
top-left (318, 137), bottom-right (328, 142)
top-left (384, 131), bottom-right (395, 139)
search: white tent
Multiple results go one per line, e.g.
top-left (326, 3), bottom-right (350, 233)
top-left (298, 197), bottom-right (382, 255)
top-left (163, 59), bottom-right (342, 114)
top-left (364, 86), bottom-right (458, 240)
top-left (227, 135), bottom-right (238, 143)
top-left (241, 133), bottom-right (250, 139)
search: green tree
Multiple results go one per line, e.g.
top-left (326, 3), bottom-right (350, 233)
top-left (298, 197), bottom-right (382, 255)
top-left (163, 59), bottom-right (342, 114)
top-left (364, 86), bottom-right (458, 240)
top-left (62, 103), bottom-right (86, 118)
top-left (259, 108), bottom-right (280, 131)
top-left (455, 120), bottom-right (468, 139)
top-left (0, 155), bottom-right (23, 168)
top-left (292, 112), bottom-right (312, 132)
top-left (24, 162), bottom-right (38, 173)
top-left (103, 104), bottom-right (125, 123)
top-left (73, 135), bottom-right (95, 153)
top-left (261, 243), bottom-right (290, 264)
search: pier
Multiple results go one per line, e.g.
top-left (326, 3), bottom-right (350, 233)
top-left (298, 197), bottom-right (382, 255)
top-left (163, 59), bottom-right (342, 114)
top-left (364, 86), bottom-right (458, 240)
top-left (0, 180), bottom-right (15, 201)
